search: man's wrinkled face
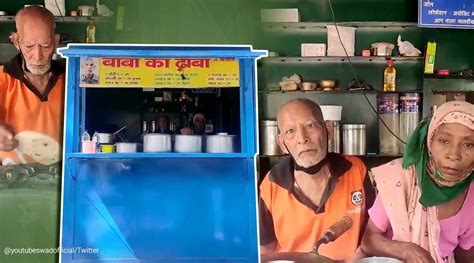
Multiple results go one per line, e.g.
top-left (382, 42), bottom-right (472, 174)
top-left (84, 60), bottom-right (96, 76)
top-left (277, 102), bottom-right (330, 168)
top-left (15, 19), bottom-right (58, 75)
top-left (430, 123), bottom-right (474, 180)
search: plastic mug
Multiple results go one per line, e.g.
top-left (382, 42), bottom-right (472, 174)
top-left (82, 141), bottom-right (96, 153)
top-left (100, 144), bottom-right (115, 153)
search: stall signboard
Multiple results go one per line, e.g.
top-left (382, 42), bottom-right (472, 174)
top-left (79, 57), bottom-right (240, 88)
top-left (419, 0), bottom-right (474, 29)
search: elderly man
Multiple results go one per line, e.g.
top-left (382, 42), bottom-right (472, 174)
top-left (259, 99), bottom-right (375, 261)
top-left (0, 5), bottom-right (64, 262)
top-left (0, 6), bottom-right (64, 165)
top-left (180, 113), bottom-right (206, 135)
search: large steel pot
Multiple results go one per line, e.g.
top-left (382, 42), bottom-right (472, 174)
top-left (205, 133), bottom-right (236, 153)
top-left (261, 252), bottom-right (335, 263)
top-left (260, 120), bottom-right (283, 155)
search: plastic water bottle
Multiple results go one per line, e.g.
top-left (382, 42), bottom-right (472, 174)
top-left (82, 130), bottom-right (91, 141)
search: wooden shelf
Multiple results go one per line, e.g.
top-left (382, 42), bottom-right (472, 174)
top-left (262, 56), bottom-right (423, 63)
top-left (424, 74), bottom-right (474, 80)
top-left (424, 77), bottom-right (474, 92)
top-left (0, 16), bottom-right (114, 23)
top-left (259, 89), bottom-right (377, 94)
top-left (262, 21), bottom-right (419, 29)
top-left (258, 89), bottom-right (422, 94)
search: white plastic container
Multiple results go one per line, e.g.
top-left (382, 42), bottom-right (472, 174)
top-left (205, 133), bottom-right (236, 153)
top-left (93, 132), bottom-right (113, 144)
top-left (174, 135), bottom-right (202, 153)
top-left (115, 143), bottom-right (138, 153)
top-left (143, 134), bottom-right (171, 152)
top-left (357, 257), bottom-right (402, 263)
top-left (320, 105), bottom-right (342, 121)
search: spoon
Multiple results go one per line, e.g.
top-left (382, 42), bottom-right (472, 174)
top-left (113, 125), bottom-right (127, 135)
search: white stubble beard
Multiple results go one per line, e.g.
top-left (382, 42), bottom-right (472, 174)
top-left (26, 63), bottom-right (51, 75)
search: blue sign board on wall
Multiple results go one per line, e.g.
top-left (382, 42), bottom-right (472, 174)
top-left (419, 0), bottom-right (474, 29)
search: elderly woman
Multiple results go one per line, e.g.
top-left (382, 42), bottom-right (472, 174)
top-left (359, 101), bottom-right (473, 262)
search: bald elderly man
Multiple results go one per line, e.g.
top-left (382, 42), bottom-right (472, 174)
top-left (259, 99), bottom-right (375, 261)
top-left (0, 5), bottom-right (65, 165)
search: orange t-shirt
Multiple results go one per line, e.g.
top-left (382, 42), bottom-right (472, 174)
top-left (259, 153), bottom-right (375, 261)
top-left (0, 54), bottom-right (65, 165)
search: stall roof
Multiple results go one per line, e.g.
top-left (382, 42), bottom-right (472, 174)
top-left (58, 44), bottom-right (267, 59)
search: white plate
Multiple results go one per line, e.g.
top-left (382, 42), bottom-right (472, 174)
top-left (357, 257), bottom-right (402, 263)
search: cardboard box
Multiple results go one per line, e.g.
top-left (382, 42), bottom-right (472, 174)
top-left (301, 43), bottom-right (326, 57)
top-left (424, 42), bottom-right (436, 74)
top-left (260, 8), bottom-right (300, 22)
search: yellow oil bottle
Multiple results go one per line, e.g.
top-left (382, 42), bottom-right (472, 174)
top-left (86, 19), bottom-right (96, 43)
top-left (383, 59), bottom-right (396, 92)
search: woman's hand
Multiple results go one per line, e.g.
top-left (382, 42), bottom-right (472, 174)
top-left (359, 219), bottom-right (434, 263)
top-left (401, 242), bottom-right (435, 263)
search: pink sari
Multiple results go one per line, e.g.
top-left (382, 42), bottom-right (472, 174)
top-left (371, 158), bottom-right (452, 262)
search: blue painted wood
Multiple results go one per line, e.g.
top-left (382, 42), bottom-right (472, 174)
top-left (58, 44), bottom-right (265, 58)
top-left (58, 45), bottom-right (266, 263)
top-left (66, 153), bottom-right (255, 159)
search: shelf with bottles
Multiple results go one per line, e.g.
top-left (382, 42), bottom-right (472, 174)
top-left (259, 20), bottom-right (422, 59)
top-left (258, 57), bottom-right (424, 94)
top-left (139, 90), bottom-right (212, 114)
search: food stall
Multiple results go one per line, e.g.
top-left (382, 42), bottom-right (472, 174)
top-left (58, 44), bottom-right (266, 262)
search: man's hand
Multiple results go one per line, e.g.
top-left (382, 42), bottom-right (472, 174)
top-left (401, 242), bottom-right (435, 263)
top-left (0, 123), bottom-right (17, 151)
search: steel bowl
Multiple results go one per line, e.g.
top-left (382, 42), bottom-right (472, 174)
top-left (319, 80), bottom-right (336, 89)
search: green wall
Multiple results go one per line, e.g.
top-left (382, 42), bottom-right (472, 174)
top-left (114, 0), bottom-right (258, 44)
top-left (258, 0), bottom-right (417, 22)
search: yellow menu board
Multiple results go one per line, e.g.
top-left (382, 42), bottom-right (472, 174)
top-left (79, 57), bottom-right (240, 88)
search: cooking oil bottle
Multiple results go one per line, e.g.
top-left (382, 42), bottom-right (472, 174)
top-left (86, 19), bottom-right (96, 43)
top-left (383, 59), bottom-right (396, 92)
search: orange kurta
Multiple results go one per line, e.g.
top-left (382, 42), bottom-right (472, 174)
top-left (0, 55), bottom-right (65, 165)
top-left (259, 154), bottom-right (372, 261)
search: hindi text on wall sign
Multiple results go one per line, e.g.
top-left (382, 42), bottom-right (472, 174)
top-left (419, 0), bottom-right (474, 29)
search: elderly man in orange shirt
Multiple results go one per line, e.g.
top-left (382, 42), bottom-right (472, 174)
top-left (259, 99), bottom-right (375, 261)
top-left (0, 5), bottom-right (64, 166)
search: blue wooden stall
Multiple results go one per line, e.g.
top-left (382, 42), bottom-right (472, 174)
top-left (58, 45), bottom-right (266, 263)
